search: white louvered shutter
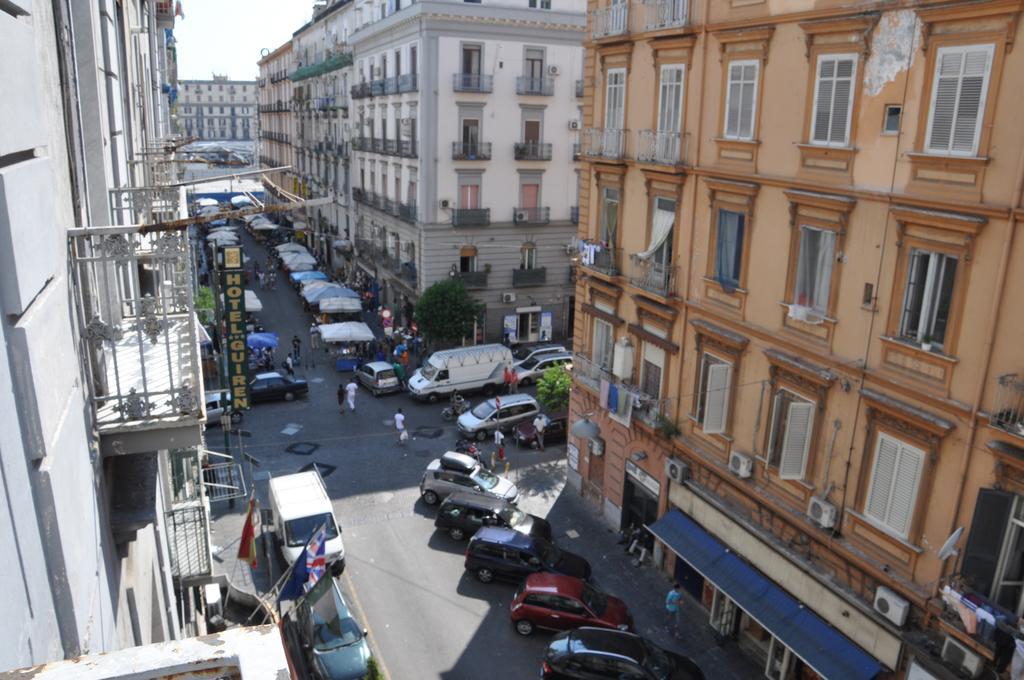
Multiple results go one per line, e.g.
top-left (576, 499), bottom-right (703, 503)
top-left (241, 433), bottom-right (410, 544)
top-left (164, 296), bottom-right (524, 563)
top-left (811, 54), bottom-right (856, 146)
top-left (702, 362), bottom-right (732, 434)
top-left (866, 434), bottom-right (900, 526)
top-left (887, 442), bottom-right (924, 537)
top-left (926, 45), bottom-right (993, 156)
top-left (778, 402), bottom-right (814, 480)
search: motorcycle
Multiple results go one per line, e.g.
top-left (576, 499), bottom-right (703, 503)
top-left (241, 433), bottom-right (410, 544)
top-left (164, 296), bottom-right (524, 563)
top-left (441, 393), bottom-right (470, 422)
top-left (454, 438), bottom-right (490, 469)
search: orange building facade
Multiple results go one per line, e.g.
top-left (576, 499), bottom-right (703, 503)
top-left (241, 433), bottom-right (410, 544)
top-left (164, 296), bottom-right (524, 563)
top-left (569, 0), bottom-right (1024, 677)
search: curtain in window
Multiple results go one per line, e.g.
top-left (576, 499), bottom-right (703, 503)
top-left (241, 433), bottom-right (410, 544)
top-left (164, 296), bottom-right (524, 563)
top-left (593, 319), bottom-right (613, 369)
top-left (600, 189), bottom-right (619, 245)
top-left (714, 210), bottom-right (744, 292)
top-left (635, 209), bottom-right (675, 260)
top-left (459, 183), bottom-right (480, 209)
top-left (520, 183), bottom-right (539, 209)
top-left (793, 227), bottom-right (835, 314)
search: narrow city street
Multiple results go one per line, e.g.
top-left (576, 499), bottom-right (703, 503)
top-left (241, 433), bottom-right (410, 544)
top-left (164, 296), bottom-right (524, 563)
top-left (207, 229), bottom-right (761, 679)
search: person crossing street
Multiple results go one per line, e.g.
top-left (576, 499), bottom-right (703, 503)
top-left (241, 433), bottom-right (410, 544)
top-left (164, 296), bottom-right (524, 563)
top-left (345, 378), bottom-right (358, 413)
top-left (395, 408), bottom-right (407, 444)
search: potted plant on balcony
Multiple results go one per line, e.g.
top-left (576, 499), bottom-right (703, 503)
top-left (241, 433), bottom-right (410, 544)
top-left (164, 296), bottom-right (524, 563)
top-left (655, 414), bottom-right (680, 440)
top-left (921, 335), bottom-right (934, 353)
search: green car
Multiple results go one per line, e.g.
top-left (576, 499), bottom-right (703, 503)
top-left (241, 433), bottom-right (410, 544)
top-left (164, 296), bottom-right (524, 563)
top-left (296, 577), bottom-right (372, 680)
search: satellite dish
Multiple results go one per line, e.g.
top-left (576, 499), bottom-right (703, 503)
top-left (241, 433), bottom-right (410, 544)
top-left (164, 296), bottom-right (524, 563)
top-left (939, 527), bottom-right (964, 561)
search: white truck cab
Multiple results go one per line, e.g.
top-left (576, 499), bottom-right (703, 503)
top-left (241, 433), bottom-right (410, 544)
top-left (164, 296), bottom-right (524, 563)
top-left (269, 471), bottom-right (345, 571)
top-left (407, 344), bottom-right (513, 402)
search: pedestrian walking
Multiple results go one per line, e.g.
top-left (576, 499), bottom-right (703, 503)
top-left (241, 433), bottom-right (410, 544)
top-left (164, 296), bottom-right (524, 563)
top-left (503, 365), bottom-right (512, 395)
top-left (291, 335), bottom-right (302, 363)
top-left (309, 323), bottom-right (320, 351)
top-left (257, 271), bottom-right (265, 290)
top-left (665, 583), bottom-right (684, 639)
top-left (394, 408), bottom-right (408, 444)
top-left (345, 378), bottom-right (357, 413)
top-left (392, 360), bottom-right (407, 390)
top-left (533, 414), bottom-right (546, 451)
top-left (510, 368), bottom-right (520, 394)
top-left (494, 428), bottom-right (505, 461)
top-left (283, 354), bottom-right (295, 378)
top-left (337, 383), bottom-right (346, 415)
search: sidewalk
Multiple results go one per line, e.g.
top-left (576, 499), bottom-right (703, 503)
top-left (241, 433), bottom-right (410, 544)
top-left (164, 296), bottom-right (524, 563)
top-left (543, 488), bottom-right (762, 678)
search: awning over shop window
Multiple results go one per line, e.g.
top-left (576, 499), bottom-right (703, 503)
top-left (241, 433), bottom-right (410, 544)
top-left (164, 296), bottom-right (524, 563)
top-left (648, 510), bottom-right (885, 680)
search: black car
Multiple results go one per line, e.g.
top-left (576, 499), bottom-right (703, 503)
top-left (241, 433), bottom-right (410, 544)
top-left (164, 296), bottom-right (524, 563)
top-left (542, 627), bottom-right (704, 680)
top-left (434, 491), bottom-right (552, 541)
top-left (249, 371), bottom-right (309, 403)
top-left (464, 527), bottom-right (591, 584)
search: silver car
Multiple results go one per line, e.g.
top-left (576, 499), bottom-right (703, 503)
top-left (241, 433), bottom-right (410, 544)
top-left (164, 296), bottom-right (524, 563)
top-left (355, 360), bottom-right (402, 396)
top-left (420, 452), bottom-right (519, 506)
top-left (514, 352), bottom-right (572, 387)
top-left (457, 393), bottom-right (540, 442)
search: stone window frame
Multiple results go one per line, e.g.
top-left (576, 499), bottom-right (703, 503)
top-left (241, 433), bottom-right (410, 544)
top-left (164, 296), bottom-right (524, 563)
top-left (712, 26), bottom-right (774, 166)
top-left (702, 178), bottom-right (759, 317)
top-left (688, 319), bottom-right (749, 451)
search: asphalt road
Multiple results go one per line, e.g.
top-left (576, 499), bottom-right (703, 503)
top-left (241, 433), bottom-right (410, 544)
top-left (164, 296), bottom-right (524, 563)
top-left (216, 230), bottom-right (565, 679)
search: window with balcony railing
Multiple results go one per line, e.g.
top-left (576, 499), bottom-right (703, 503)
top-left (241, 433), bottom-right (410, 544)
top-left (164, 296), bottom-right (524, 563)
top-left (452, 141), bottom-right (492, 160)
top-left (513, 207), bottom-right (550, 225)
top-left (516, 76), bottom-right (555, 96)
top-left (642, 0), bottom-right (688, 31)
top-left (514, 142), bottom-right (553, 161)
top-left (592, 2), bottom-right (630, 39)
top-left (582, 127), bottom-right (626, 159)
top-left (452, 208), bottom-right (490, 227)
top-left (635, 130), bottom-right (682, 165)
top-left (453, 73), bottom-right (493, 93)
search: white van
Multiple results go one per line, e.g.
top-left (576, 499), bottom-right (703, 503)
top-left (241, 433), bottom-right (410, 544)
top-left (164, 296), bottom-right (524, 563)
top-left (269, 471), bottom-right (345, 571)
top-left (407, 344), bottom-right (513, 402)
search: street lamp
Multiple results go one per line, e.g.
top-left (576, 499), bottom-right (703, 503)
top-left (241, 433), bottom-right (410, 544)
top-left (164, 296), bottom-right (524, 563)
top-left (571, 416), bottom-right (601, 440)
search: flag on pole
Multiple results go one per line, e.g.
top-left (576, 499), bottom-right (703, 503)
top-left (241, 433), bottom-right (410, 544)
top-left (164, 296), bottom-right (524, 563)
top-left (237, 494), bottom-right (258, 568)
top-left (305, 524), bottom-right (328, 590)
top-left (278, 523), bottom-right (327, 602)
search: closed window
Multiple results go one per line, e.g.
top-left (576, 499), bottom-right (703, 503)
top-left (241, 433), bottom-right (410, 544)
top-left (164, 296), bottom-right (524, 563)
top-left (724, 60), bottom-right (758, 140)
top-left (792, 226), bottom-right (836, 315)
top-left (696, 353), bottom-right (732, 435)
top-left (657, 64), bottom-right (685, 135)
top-left (592, 318), bottom-right (614, 370)
top-left (898, 249), bottom-right (958, 349)
top-left (767, 390), bottom-right (814, 480)
top-left (640, 342), bottom-right (664, 399)
top-left (600, 187), bottom-right (619, 244)
top-left (714, 209), bottom-right (745, 289)
top-left (521, 243), bottom-right (537, 270)
top-left (864, 433), bottom-right (924, 539)
top-left (925, 44), bottom-right (993, 156)
top-left (459, 177), bottom-right (481, 209)
top-left (810, 54), bottom-right (857, 146)
top-left (604, 68), bottom-right (625, 131)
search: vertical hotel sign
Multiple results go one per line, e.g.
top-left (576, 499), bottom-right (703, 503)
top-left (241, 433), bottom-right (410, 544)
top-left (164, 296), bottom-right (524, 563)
top-left (222, 246), bottom-right (249, 408)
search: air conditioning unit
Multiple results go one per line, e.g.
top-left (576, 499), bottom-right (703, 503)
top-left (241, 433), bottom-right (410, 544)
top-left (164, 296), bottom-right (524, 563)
top-left (941, 636), bottom-right (983, 678)
top-left (502, 292), bottom-right (517, 303)
top-left (665, 458), bottom-right (690, 484)
top-left (806, 496), bottom-right (837, 529)
top-left (515, 210), bottom-right (530, 222)
top-left (568, 120), bottom-right (580, 130)
top-left (439, 199), bottom-right (450, 209)
top-left (728, 452), bottom-right (752, 479)
top-left (547, 64), bottom-right (560, 76)
top-left (873, 586), bottom-right (909, 627)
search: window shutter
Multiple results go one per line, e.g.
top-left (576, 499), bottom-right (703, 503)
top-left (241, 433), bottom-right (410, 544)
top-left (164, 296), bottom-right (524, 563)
top-left (927, 45), bottom-right (993, 155)
top-left (828, 58), bottom-right (854, 144)
top-left (951, 50), bottom-right (990, 154)
top-left (961, 489), bottom-right (1014, 598)
top-left (866, 434), bottom-right (900, 524)
top-left (701, 362), bottom-right (732, 434)
top-left (726, 64), bottom-right (742, 137)
top-left (778, 402), bottom-right (813, 480)
top-left (811, 58), bottom-right (835, 143)
top-left (887, 442), bottom-right (924, 537)
top-left (928, 50), bottom-right (964, 152)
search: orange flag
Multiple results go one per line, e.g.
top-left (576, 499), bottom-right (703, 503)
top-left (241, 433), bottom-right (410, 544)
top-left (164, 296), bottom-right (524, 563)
top-left (237, 495), bottom-right (258, 568)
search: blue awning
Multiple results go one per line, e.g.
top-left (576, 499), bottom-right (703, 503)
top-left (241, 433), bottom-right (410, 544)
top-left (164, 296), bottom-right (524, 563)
top-left (648, 510), bottom-right (885, 680)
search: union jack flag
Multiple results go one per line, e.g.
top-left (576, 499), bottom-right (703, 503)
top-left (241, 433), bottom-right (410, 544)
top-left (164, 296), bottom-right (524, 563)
top-left (305, 524), bottom-right (328, 591)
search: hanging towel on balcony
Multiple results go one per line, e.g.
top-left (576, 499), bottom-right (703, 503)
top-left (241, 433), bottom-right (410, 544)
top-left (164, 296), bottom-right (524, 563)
top-left (600, 378), bottom-right (610, 407)
top-left (635, 209), bottom-right (675, 260)
top-left (956, 601), bottom-right (978, 635)
top-left (617, 389), bottom-right (631, 417)
top-left (608, 384), bottom-right (619, 414)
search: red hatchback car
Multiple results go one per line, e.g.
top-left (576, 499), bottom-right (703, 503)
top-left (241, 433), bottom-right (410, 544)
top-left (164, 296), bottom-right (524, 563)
top-left (510, 573), bottom-right (633, 636)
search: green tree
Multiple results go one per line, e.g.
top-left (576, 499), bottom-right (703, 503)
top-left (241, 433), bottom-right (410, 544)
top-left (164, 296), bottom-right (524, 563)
top-left (195, 285), bottom-right (215, 325)
top-left (413, 278), bottom-right (483, 345)
top-left (536, 365), bottom-right (571, 412)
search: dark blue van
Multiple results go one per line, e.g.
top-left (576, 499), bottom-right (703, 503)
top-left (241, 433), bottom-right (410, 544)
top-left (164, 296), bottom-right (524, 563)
top-left (464, 527), bottom-right (591, 584)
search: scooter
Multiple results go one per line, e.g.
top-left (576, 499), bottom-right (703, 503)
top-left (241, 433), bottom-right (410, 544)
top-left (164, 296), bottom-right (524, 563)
top-left (454, 438), bottom-right (490, 469)
top-left (441, 393), bottom-right (469, 422)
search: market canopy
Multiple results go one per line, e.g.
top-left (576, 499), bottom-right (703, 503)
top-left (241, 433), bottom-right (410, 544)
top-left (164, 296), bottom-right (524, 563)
top-left (246, 332), bottom-right (278, 350)
top-left (244, 289), bottom-right (262, 312)
top-left (230, 195), bottom-right (255, 209)
top-left (302, 283), bottom-right (351, 304)
top-left (206, 232), bottom-right (238, 243)
top-left (290, 271), bottom-right (328, 283)
top-left (319, 297), bottom-right (362, 314)
top-left (281, 251), bottom-right (317, 268)
top-left (250, 219), bottom-right (277, 232)
top-left (319, 322), bottom-right (374, 344)
top-left (195, 198), bottom-right (219, 207)
top-left (275, 243), bottom-right (308, 255)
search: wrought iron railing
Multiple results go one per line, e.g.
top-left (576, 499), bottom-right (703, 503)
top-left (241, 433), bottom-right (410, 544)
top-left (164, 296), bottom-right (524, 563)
top-left (453, 141), bottom-right (492, 160)
top-left (575, 79), bottom-right (584, 98)
top-left (514, 142), bottom-right (553, 161)
top-left (399, 73), bottom-right (418, 92)
top-left (573, 353), bottom-right (613, 393)
top-left (513, 206), bottom-right (550, 225)
top-left (629, 255), bottom-right (677, 296)
top-left (399, 202), bottom-right (417, 223)
top-left (582, 127), bottom-right (626, 159)
top-left (592, 3), bottom-right (630, 38)
top-left (459, 270), bottom-right (489, 289)
top-left (513, 267), bottom-right (547, 287)
top-left (579, 244), bottom-right (622, 276)
top-left (516, 76), bottom-right (555, 96)
top-left (166, 502), bottom-right (211, 580)
top-left (994, 374), bottom-right (1024, 438)
top-left (571, 206), bottom-right (580, 224)
top-left (641, 0), bottom-right (688, 31)
top-left (453, 73), bottom-right (493, 93)
top-left (635, 130), bottom-right (683, 165)
top-left (399, 139), bottom-right (418, 158)
top-left (452, 208), bottom-right (491, 227)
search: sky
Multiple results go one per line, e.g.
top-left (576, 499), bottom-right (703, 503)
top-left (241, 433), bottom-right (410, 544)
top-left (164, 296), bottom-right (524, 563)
top-left (174, 0), bottom-right (314, 81)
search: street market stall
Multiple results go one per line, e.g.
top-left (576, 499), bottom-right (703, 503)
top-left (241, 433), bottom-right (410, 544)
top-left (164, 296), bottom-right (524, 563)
top-left (319, 321), bottom-right (375, 372)
top-left (279, 251), bottom-right (316, 272)
top-left (246, 332), bottom-right (278, 371)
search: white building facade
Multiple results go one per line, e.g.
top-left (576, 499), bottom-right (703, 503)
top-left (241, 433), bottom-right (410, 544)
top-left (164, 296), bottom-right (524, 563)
top-left (348, 0), bottom-right (585, 337)
top-left (178, 76), bottom-right (257, 141)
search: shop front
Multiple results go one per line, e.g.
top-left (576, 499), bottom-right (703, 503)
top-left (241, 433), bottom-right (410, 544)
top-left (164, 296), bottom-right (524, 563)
top-left (622, 459), bottom-right (659, 531)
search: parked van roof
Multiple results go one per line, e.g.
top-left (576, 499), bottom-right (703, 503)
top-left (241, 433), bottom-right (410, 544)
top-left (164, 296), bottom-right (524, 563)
top-left (428, 344), bottom-right (512, 368)
top-left (270, 471), bottom-right (330, 521)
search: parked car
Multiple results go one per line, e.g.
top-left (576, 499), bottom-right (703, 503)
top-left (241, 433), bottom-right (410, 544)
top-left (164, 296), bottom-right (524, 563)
top-left (512, 343), bottom-right (568, 367)
top-left (511, 574), bottom-right (632, 636)
top-left (457, 393), bottom-right (540, 442)
top-left (515, 411), bottom-right (568, 449)
top-left (354, 361), bottom-right (401, 396)
top-left (514, 352), bottom-right (573, 386)
top-left (249, 371), bottom-right (309, 403)
top-left (294, 577), bottom-right (372, 680)
top-left (464, 526), bottom-right (591, 584)
top-left (204, 389), bottom-right (243, 426)
top-left (420, 452), bottom-right (519, 506)
top-left (434, 491), bottom-right (552, 541)
top-left (541, 627), bottom-right (704, 680)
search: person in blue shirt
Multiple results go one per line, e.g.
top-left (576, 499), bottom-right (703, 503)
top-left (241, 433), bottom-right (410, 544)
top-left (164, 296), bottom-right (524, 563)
top-left (665, 583), bottom-right (684, 639)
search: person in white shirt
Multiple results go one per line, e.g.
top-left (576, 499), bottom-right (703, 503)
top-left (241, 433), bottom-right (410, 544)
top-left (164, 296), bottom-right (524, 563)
top-left (533, 414), bottom-right (547, 451)
top-left (494, 428), bottom-right (505, 460)
top-left (345, 379), bottom-right (357, 413)
top-left (394, 408), bottom-right (407, 443)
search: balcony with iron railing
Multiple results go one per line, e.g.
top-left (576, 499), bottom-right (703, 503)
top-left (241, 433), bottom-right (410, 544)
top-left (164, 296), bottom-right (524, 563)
top-left (573, 353), bottom-right (673, 430)
top-left (640, 0), bottom-right (689, 32)
top-left (582, 127), bottom-right (627, 160)
top-left (579, 243), bottom-right (623, 276)
top-left (514, 142), bottom-right (553, 161)
top-left (459, 270), bottom-right (489, 289)
top-left (513, 207), bottom-right (550, 225)
top-left (399, 73), bottom-right (418, 93)
top-left (592, 3), bottom-right (630, 39)
top-left (635, 130), bottom-right (684, 166)
top-left (516, 76), bottom-right (555, 96)
top-left (370, 79), bottom-right (386, 97)
top-left (575, 79), bottom-right (584, 98)
top-left (994, 374), bottom-right (1024, 438)
top-left (513, 267), bottom-right (547, 287)
top-left (452, 141), bottom-right (492, 160)
top-left (399, 139), bottom-right (418, 158)
top-left (571, 206), bottom-right (579, 224)
top-left (399, 202), bottom-right (417, 223)
top-left (384, 77), bottom-right (400, 95)
top-left (452, 208), bottom-right (491, 227)
top-left (453, 73), bottom-right (494, 93)
top-left (351, 82), bottom-right (371, 99)
top-left (628, 255), bottom-right (677, 297)
top-left (384, 139), bottom-right (399, 155)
